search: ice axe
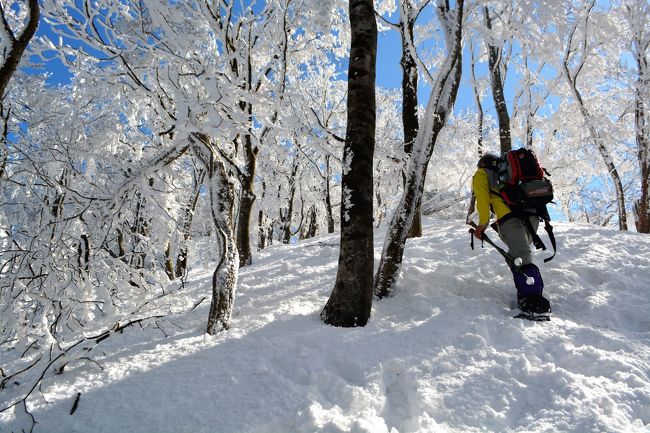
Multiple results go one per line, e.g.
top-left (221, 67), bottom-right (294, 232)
top-left (468, 222), bottom-right (534, 284)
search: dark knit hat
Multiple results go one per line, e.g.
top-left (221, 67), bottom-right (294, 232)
top-left (477, 152), bottom-right (499, 168)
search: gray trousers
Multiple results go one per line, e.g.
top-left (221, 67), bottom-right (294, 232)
top-left (497, 215), bottom-right (539, 265)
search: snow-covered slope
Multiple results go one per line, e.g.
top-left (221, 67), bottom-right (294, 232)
top-left (2, 218), bottom-right (649, 433)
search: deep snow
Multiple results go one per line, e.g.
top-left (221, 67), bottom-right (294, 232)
top-left (1, 218), bottom-right (649, 433)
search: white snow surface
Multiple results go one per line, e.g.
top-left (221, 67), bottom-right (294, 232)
top-left (2, 218), bottom-right (650, 433)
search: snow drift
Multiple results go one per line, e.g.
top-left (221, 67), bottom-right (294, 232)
top-left (1, 218), bottom-right (649, 433)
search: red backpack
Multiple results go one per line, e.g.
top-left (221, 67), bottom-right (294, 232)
top-left (494, 148), bottom-right (554, 208)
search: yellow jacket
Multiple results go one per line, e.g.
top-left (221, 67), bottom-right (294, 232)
top-left (472, 168), bottom-right (511, 226)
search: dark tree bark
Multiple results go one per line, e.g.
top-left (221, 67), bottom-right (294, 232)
top-left (321, 0), bottom-right (377, 327)
top-left (78, 234), bottom-right (90, 273)
top-left (1, 104), bottom-right (10, 178)
top-left (237, 3), bottom-right (291, 265)
top-left (257, 180), bottom-right (268, 250)
top-left (399, 3), bottom-right (423, 238)
top-left (236, 121), bottom-right (258, 267)
top-left (374, 0), bottom-right (464, 299)
top-left (632, 21), bottom-right (649, 232)
top-left (281, 157), bottom-right (300, 243)
top-left (324, 155), bottom-right (336, 234)
top-left (377, 1), bottom-right (428, 237)
top-left (483, 6), bottom-right (511, 154)
top-left (0, 0), bottom-right (39, 99)
top-left (1, 1), bottom-right (39, 182)
top-left (303, 205), bottom-right (318, 239)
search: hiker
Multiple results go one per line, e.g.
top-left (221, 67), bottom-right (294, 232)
top-left (472, 152), bottom-right (551, 316)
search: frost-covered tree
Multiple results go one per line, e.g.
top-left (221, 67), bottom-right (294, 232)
top-left (252, 1), bottom-right (349, 246)
top-left (482, 3), bottom-right (512, 153)
top-left (34, 0), bottom-right (251, 335)
top-left (376, 0), bottom-right (433, 237)
top-left (561, 0), bottom-right (629, 230)
top-left (290, 61), bottom-right (348, 236)
top-left (374, 0), bottom-right (464, 298)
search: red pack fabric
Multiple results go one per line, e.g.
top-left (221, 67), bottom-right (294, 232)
top-left (504, 149), bottom-right (544, 184)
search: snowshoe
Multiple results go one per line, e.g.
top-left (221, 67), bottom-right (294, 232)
top-left (514, 294), bottom-right (551, 321)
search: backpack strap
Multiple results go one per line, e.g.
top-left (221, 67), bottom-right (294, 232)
top-left (533, 206), bottom-right (557, 263)
top-left (521, 213), bottom-right (546, 251)
top-left (521, 210), bottom-right (556, 263)
top-left (541, 218), bottom-right (556, 263)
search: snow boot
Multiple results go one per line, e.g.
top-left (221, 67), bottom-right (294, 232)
top-left (517, 294), bottom-right (551, 314)
top-left (512, 263), bottom-right (544, 298)
top-left (512, 264), bottom-right (551, 320)
top-left (515, 294), bottom-right (551, 321)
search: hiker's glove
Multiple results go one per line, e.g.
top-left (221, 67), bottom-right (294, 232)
top-left (473, 224), bottom-right (487, 240)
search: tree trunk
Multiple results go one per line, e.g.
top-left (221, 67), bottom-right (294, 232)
top-left (191, 134), bottom-right (239, 335)
top-left (575, 102), bottom-right (627, 231)
top-left (466, 38), bottom-right (483, 224)
top-left (257, 209), bottom-right (267, 249)
top-left (524, 56), bottom-right (534, 149)
top-left (206, 165), bottom-right (238, 334)
top-left (1, 104), bottom-right (10, 178)
top-left (236, 128), bottom-right (257, 267)
top-left (117, 229), bottom-right (126, 258)
top-left (257, 181), bottom-right (268, 250)
top-left (303, 205), bottom-right (318, 239)
top-left (633, 28), bottom-right (649, 232)
top-left (78, 234), bottom-right (90, 273)
top-left (321, 0), bottom-right (377, 328)
top-left (281, 187), bottom-right (296, 244)
top-left (484, 6), bottom-right (511, 154)
top-left (0, 0), bottom-right (40, 99)
top-left (164, 241), bottom-right (175, 280)
top-left (399, 5), bottom-right (422, 238)
top-left (175, 169), bottom-right (205, 278)
top-left (280, 157), bottom-right (300, 244)
top-left (374, 0), bottom-right (464, 299)
top-left (324, 155), bottom-right (335, 234)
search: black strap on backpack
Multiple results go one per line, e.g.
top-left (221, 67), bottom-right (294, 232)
top-left (517, 210), bottom-right (556, 263)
